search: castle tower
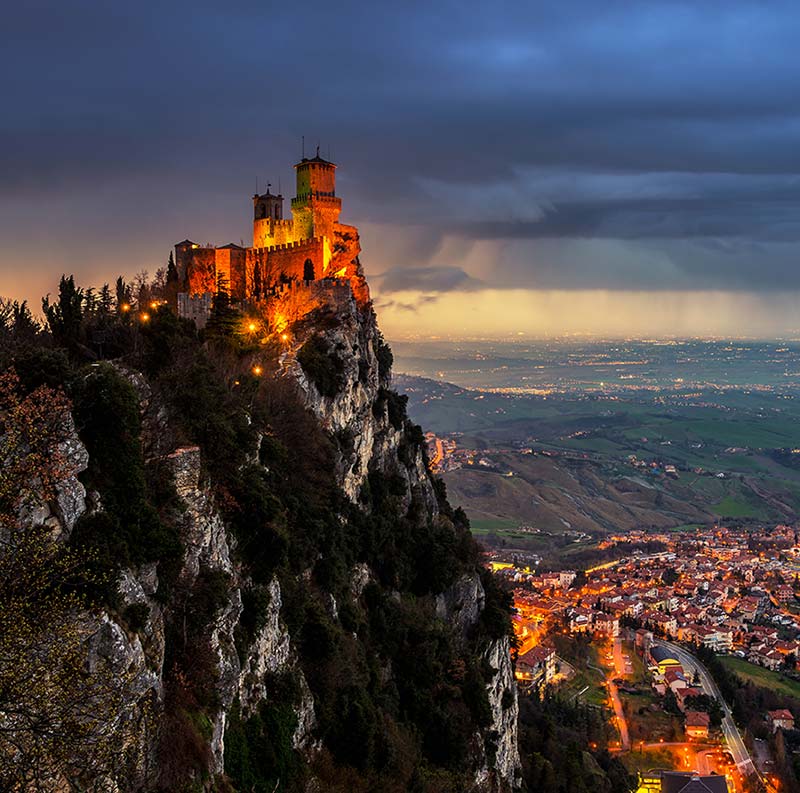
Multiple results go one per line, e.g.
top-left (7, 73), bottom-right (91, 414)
top-left (290, 148), bottom-right (342, 241)
top-left (253, 185), bottom-right (294, 248)
top-left (253, 186), bottom-right (283, 222)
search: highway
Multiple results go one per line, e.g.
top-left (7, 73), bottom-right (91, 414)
top-left (661, 640), bottom-right (755, 776)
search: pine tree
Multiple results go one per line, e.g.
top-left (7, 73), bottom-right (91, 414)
top-left (166, 251), bottom-right (178, 283)
top-left (115, 277), bottom-right (133, 321)
top-left (11, 300), bottom-right (39, 342)
top-left (205, 273), bottom-right (241, 338)
top-left (42, 275), bottom-right (84, 350)
top-left (98, 284), bottom-right (113, 316)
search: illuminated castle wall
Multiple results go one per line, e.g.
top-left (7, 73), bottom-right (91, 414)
top-left (175, 151), bottom-right (368, 327)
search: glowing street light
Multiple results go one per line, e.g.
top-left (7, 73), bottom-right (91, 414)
top-left (281, 333), bottom-right (289, 341)
top-left (150, 301), bottom-right (159, 310)
top-left (247, 322), bottom-right (257, 332)
top-left (252, 365), bottom-right (263, 376)
top-left (120, 303), bottom-right (131, 312)
top-left (140, 312), bottom-right (150, 322)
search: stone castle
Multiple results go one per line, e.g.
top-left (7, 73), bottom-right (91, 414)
top-left (175, 150), bottom-right (369, 330)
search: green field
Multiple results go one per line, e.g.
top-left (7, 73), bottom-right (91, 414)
top-left (410, 380), bottom-right (800, 532)
top-left (467, 516), bottom-right (522, 534)
top-left (712, 495), bottom-right (761, 518)
top-left (719, 656), bottom-right (800, 700)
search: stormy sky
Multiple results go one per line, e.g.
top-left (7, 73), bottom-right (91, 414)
top-left (3, 1), bottom-right (800, 337)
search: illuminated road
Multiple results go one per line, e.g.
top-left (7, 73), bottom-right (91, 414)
top-left (607, 639), bottom-right (630, 750)
top-left (661, 641), bottom-right (755, 775)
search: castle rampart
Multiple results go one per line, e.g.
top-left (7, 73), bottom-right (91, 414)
top-left (176, 153), bottom-right (368, 328)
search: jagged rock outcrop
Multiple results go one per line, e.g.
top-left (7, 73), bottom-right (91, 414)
top-left (237, 577), bottom-right (316, 750)
top-left (10, 278), bottom-right (519, 792)
top-left (288, 293), bottom-right (439, 519)
top-left (483, 635), bottom-right (522, 788)
top-left (15, 411), bottom-right (88, 541)
top-left (436, 573), bottom-right (522, 790)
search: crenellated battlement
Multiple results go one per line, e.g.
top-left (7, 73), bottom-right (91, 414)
top-left (255, 236), bottom-right (324, 253)
top-left (176, 152), bottom-right (368, 327)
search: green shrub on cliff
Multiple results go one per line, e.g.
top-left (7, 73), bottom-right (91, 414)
top-left (69, 363), bottom-right (182, 600)
top-left (297, 334), bottom-right (345, 397)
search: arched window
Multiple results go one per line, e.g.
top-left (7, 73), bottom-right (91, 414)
top-left (303, 259), bottom-right (315, 281)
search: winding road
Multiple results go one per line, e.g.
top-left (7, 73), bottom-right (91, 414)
top-left (660, 640), bottom-right (755, 775)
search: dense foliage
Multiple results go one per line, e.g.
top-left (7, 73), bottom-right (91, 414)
top-left (297, 333), bottom-right (345, 397)
top-left (0, 270), bottom-right (512, 792)
top-left (518, 693), bottom-right (632, 793)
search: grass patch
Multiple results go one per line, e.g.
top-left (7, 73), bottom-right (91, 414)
top-left (711, 495), bottom-right (761, 518)
top-left (468, 516), bottom-right (522, 533)
top-left (719, 656), bottom-right (800, 700)
top-left (563, 669), bottom-right (607, 709)
top-left (623, 746), bottom-right (680, 775)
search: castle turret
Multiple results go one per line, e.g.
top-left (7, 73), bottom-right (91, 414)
top-left (253, 187), bottom-right (283, 222)
top-left (290, 148), bottom-right (342, 241)
top-left (253, 185), bottom-right (294, 249)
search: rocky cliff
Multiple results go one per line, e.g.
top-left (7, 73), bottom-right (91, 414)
top-left (2, 256), bottom-right (521, 792)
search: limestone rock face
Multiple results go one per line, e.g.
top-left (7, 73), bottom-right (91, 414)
top-left (288, 294), bottom-right (438, 518)
top-left (17, 282), bottom-right (519, 791)
top-left (237, 577), bottom-right (317, 750)
top-left (436, 573), bottom-right (487, 639)
top-left (163, 445), bottom-right (241, 774)
top-left (52, 421), bottom-right (90, 536)
top-left (436, 573), bottom-right (522, 791)
top-left (15, 412), bottom-right (88, 540)
top-left (483, 636), bottom-right (522, 790)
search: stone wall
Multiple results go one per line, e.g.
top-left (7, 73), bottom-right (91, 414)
top-left (177, 292), bottom-right (213, 328)
top-left (184, 247), bottom-right (217, 295)
top-left (246, 236), bottom-right (327, 292)
top-left (253, 217), bottom-right (296, 249)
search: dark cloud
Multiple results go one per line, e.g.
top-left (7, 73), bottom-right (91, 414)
top-left (3, 0), bottom-right (800, 302)
top-left (374, 266), bottom-right (483, 293)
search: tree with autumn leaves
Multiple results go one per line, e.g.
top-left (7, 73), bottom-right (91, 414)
top-left (0, 369), bottom-right (139, 791)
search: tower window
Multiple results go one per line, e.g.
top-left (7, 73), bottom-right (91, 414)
top-left (303, 259), bottom-right (315, 281)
